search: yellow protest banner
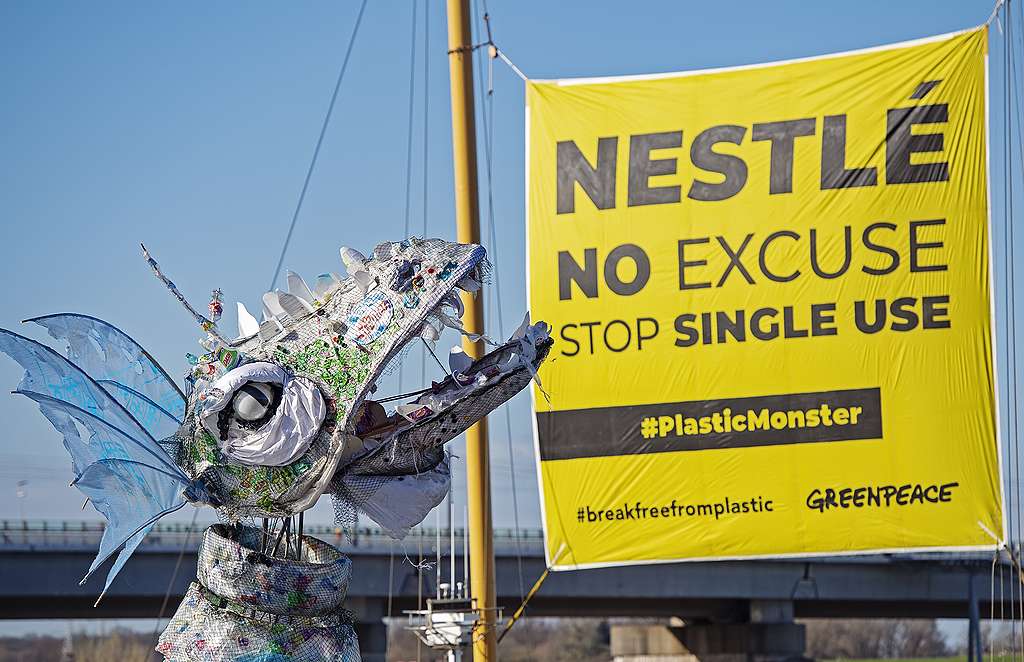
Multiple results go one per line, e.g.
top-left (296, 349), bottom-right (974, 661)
top-left (527, 27), bottom-right (1003, 569)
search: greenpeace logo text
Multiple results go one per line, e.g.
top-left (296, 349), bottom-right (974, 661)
top-left (806, 482), bottom-right (958, 512)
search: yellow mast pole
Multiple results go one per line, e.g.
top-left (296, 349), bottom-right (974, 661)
top-left (445, 0), bottom-right (497, 659)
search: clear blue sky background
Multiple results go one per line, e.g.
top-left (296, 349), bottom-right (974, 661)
top-left (0, 0), bottom-right (1020, 545)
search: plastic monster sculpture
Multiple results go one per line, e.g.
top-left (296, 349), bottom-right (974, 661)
top-left (0, 236), bottom-right (552, 662)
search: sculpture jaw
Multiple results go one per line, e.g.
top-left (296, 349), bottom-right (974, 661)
top-left (346, 320), bottom-right (553, 473)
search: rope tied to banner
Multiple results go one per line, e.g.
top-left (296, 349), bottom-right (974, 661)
top-left (988, 0), bottom-right (1007, 28)
top-left (448, 12), bottom-right (529, 82)
top-left (495, 543), bottom-right (567, 645)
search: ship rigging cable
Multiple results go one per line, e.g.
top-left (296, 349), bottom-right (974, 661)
top-left (988, 0), bottom-right (1024, 655)
top-left (1006, 0), bottom-right (1018, 557)
top-left (267, 0), bottom-right (369, 292)
top-left (145, 508), bottom-right (199, 661)
top-left (473, 0), bottom-right (527, 603)
top-left (387, 2), bottom-right (419, 656)
top-left (999, 0), bottom-right (1016, 653)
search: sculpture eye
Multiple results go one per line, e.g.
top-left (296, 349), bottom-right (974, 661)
top-left (200, 361), bottom-right (327, 466)
top-left (231, 381), bottom-right (278, 423)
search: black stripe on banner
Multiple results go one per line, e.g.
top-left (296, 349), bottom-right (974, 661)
top-left (537, 387), bottom-right (883, 461)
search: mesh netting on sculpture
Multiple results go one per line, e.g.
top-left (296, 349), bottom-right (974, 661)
top-left (156, 524), bottom-right (361, 662)
top-left (331, 492), bottom-right (360, 532)
top-left (327, 445), bottom-right (447, 532)
top-left (327, 376), bottom-right (539, 534)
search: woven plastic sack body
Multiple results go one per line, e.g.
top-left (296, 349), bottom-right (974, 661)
top-left (157, 525), bottom-right (360, 662)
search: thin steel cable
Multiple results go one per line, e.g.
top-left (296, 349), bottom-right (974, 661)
top-left (402, 0), bottom-right (419, 241)
top-left (398, 0), bottom-right (419, 396)
top-left (1002, 0), bottom-right (1014, 560)
top-left (421, 0), bottom-right (430, 394)
top-left (417, 533), bottom-right (424, 662)
top-left (1004, 6), bottom-right (1016, 653)
top-left (419, 5), bottom-right (438, 587)
top-left (1003, 0), bottom-right (1014, 555)
top-left (1011, 23), bottom-right (1024, 648)
top-left (1007, 3), bottom-right (1024, 652)
top-left (472, 0), bottom-right (526, 602)
top-left (385, 541), bottom-right (395, 659)
top-left (146, 508), bottom-right (199, 660)
top-left (1010, 0), bottom-right (1024, 556)
top-left (268, 0), bottom-right (369, 291)
top-left (1009, 0), bottom-right (1018, 550)
top-left (1001, 10), bottom-right (1015, 656)
top-left (377, 385), bottom-right (433, 403)
top-left (421, 336), bottom-right (453, 377)
top-left (1001, 9), bottom-right (1013, 654)
top-left (1003, 5), bottom-right (1021, 656)
top-left (413, 14), bottom-right (430, 662)
top-left (1015, 9), bottom-right (1024, 651)
top-left (994, 551), bottom-right (1000, 655)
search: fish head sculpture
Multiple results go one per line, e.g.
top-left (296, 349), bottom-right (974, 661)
top-left (171, 237), bottom-right (551, 529)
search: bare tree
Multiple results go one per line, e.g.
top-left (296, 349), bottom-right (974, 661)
top-left (0, 630), bottom-right (160, 662)
top-left (977, 621), bottom-right (1023, 655)
top-left (804, 619), bottom-right (948, 659)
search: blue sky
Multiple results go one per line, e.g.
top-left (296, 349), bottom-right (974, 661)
top-left (0, 0), bottom-right (1018, 540)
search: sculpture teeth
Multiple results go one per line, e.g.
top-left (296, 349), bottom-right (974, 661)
top-left (512, 312), bottom-right (531, 339)
top-left (236, 302), bottom-right (260, 339)
top-left (313, 273), bottom-right (342, 300)
top-left (277, 291), bottom-right (314, 319)
top-left (441, 292), bottom-right (464, 319)
top-left (449, 346), bottom-right (472, 374)
top-left (262, 291), bottom-right (292, 326)
top-left (352, 270), bottom-right (373, 294)
top-left (286, 271), bottom-right (315, 304)
top-left (339, 246), bottom-right (367, 275)
top-left (396, 403), bottom-right (430, 422)
top-left (258, 318), bottom-right (282, 341)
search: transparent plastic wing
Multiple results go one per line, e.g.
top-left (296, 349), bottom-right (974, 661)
top-left (94, 379), bottom-right (182, 440)
top-left (0, 328), bottom-right (163, 447)
top-left (0, 329), bottom-right (191, 597)
top-left (16, 391), bottom-right (190, 595)
top-left (74, 459), bottom-right (187, 600)
top-left (26, 313), bottom-right (186, 423)
top-left (18, 390), bottom-right (183, 477)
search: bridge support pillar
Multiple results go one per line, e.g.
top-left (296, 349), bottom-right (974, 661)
top-left (348, 597), bottom-right (388, 662)
top-left (356, 621), bottom-right (387, 662)
top-left (611, 600), bottom-right (808, 662)
top-left (678, 600), bottom-right (808, 662)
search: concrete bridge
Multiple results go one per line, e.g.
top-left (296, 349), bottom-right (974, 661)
top-left (0, 520), bottom-right (1014, 661)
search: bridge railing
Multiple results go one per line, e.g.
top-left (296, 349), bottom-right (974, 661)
top-left (0, 520), bottom-right (1006, 567)
top-left (0, 519), bottom-right (547, 555)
